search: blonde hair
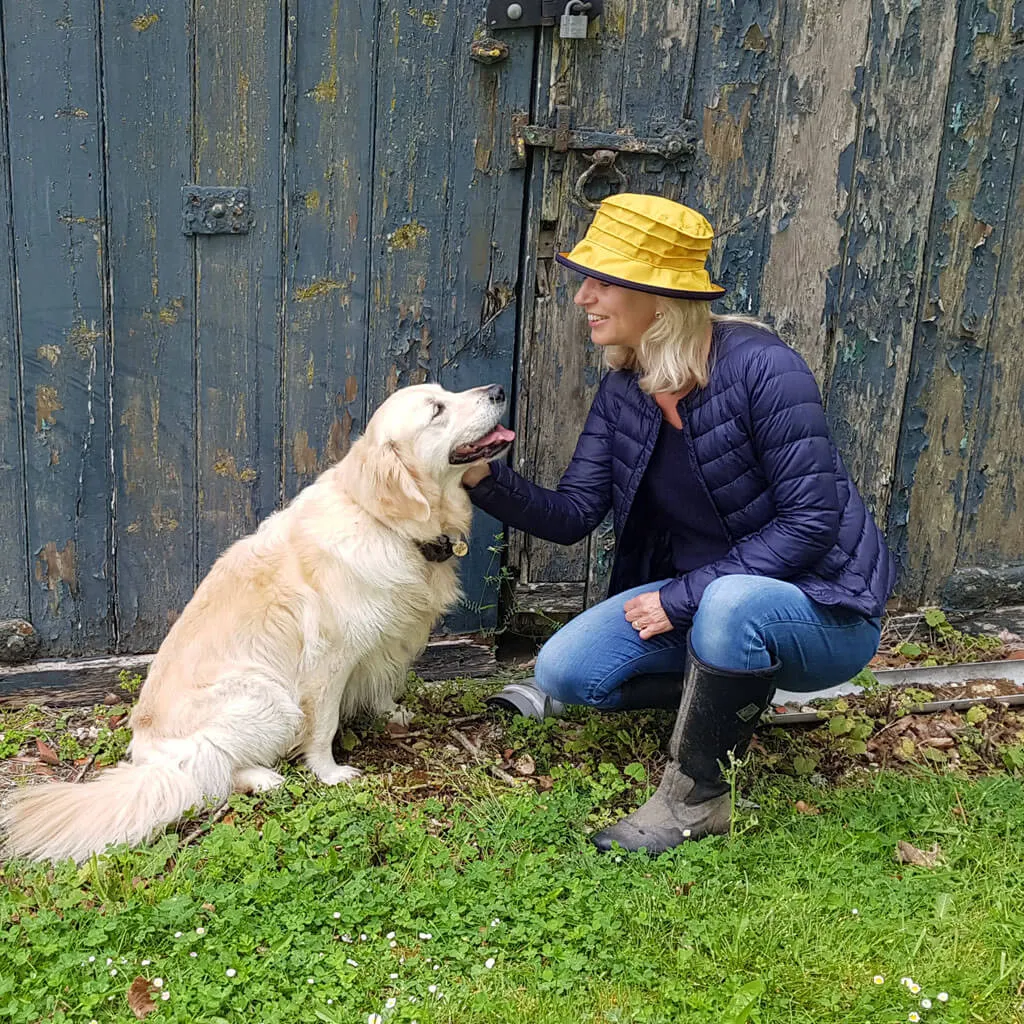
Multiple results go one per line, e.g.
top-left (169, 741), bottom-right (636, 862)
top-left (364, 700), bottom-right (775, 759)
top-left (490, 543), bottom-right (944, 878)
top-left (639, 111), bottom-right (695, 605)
top-left (602, 298), bottom-right (773, 395)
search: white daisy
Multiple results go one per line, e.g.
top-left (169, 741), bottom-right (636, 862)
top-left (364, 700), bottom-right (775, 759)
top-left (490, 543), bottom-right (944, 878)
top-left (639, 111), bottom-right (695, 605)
top-left (937, 991), bottom-right (949, 1002)
top-left (873, 975), bottom-right (884, 984)
top-left (225, 968), bottom-right (236, 978)
top-left (418, 932), bottom-right (432, 940)
top-left (921, 998), bottom-right (932, 1009)
top-left (368, 1015), bottom-right (382, 1024)
top-left (152, 978), bottom-right (164, 988)
top-left (385, 997), bottom-right (397, 1009)
top-left (346, 958), bottom-right (359, 967)
top-left (160, 992), bottom-right (170, 1002)
top-left (490, 919), bottom-right (500, 927)
top-left (195, 926), bottom-right (205, 936)
top-left (485, 958), bottom-right (496, 969)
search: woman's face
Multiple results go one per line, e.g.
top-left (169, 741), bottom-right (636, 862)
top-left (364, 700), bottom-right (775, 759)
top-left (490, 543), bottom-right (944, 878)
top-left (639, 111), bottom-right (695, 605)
top-left (573, 276), bottom-right (659, 348)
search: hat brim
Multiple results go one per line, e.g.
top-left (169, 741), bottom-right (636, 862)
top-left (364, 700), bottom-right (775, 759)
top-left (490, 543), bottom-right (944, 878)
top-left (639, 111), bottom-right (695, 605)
top-left (555, 253), bottom-right (725, 300)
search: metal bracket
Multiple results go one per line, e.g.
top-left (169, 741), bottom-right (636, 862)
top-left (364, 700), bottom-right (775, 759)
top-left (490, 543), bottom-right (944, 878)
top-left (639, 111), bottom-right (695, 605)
top-left (181, 186), bottom-right (252, 235)
top-left (486, 0), bottom-right (602, 30)
top-left (510, 110), bottom-right (697, 169)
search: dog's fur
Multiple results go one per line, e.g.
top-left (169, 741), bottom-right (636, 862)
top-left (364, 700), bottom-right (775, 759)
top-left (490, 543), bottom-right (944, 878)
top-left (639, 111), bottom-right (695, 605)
top-left (1, 383), bottom-right (511, 863)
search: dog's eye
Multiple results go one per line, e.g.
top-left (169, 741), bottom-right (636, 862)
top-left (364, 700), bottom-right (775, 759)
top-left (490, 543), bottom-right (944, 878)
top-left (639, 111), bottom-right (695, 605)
top-left (431, 401), bottom-right (445, 419)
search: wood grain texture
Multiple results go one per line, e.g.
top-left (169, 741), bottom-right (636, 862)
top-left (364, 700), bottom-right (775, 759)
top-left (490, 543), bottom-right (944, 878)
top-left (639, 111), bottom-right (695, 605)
top-left (953, 38), bottom-right (1024, 583)
top-left (5, 1), bottom-right (111, 654)
top-left (282, 0), bottom-right (375, 496)
top-left (512, 0), bottom-right (702, 607)
top-left (888, 0), bottom-right (1023, 605)
top-left (0, 26), bottom-right (28, 619)
top-left (194, 0), bottom-right (284, 572)
top-left (758, 0), bottom-right (870, 381)
top-left (364, 1), bottom-right (533, 631)
top-left (686, 0), bottom-right (784, 313)
top-left (825, 0), bottom-right (958, 521)
top-left (103, 2), bottom-right (196, 652)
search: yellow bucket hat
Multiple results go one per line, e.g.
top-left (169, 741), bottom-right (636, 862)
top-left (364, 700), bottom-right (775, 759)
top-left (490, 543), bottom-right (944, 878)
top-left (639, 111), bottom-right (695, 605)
top-left (556, 193), bottom-right (725, 300)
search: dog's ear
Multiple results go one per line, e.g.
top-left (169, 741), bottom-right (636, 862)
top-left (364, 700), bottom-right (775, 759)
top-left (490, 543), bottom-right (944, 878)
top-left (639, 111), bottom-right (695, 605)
top-left (366, 441), bottom-right (432, 523)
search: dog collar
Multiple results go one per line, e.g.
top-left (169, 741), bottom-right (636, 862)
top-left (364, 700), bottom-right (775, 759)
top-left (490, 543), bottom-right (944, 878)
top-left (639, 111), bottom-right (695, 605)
top-left (417, 535), bottom-right (469, 562)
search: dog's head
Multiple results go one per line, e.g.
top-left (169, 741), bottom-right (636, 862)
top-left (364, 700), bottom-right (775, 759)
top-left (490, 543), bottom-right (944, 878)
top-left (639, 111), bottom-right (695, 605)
top-left (340, 383), bottom-right (514, 531)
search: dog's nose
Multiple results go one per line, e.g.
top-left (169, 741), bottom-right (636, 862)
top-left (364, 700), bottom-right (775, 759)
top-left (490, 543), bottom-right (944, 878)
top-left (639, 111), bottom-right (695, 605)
top-left (485, 384), bottom-right (505, 404)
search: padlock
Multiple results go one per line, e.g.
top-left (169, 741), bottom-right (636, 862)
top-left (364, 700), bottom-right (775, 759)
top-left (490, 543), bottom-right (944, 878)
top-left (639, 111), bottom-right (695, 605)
top-left (560, 0), bottom-right (589, 38)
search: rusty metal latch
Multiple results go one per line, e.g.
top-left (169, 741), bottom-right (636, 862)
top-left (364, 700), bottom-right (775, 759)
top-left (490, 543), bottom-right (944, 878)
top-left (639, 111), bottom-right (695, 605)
top-left (486, 0), bottom-right (603, 30)
top-left (181, 186), bottom-right (252, 235)
top-left (510, 109), bottom-right (697, 169)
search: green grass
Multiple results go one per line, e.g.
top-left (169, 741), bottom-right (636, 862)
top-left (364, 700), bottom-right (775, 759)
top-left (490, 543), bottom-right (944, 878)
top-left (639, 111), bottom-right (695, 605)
top-left (2, 679), bottom-right (1023, 1023)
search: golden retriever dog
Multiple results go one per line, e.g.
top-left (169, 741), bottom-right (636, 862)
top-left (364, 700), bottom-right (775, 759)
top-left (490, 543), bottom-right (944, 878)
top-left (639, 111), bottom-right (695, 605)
top-left (1, 383), bottom-right (514, 862)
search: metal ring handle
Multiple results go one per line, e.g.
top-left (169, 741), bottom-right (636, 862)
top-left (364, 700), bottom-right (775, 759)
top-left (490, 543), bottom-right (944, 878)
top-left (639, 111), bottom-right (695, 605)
top-left (571, 149), bottom-right (629, 211)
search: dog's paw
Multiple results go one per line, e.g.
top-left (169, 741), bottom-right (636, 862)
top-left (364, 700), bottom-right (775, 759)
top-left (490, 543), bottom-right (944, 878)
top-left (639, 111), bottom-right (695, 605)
top-left (310, 763), bottom-right (362, 786)
top-left (233, 766), bottom-right (285, 794)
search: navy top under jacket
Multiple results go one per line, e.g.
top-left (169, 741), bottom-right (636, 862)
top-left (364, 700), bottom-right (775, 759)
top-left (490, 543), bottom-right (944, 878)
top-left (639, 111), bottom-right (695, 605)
top-left (632, 419), bottom-right (732, 575)
top-left (468, 321), bottom-right (897, 627)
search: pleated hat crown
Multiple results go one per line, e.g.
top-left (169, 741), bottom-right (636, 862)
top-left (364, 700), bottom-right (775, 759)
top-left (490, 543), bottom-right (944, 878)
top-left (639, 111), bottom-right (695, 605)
top-left (556, 193), bottom-right (725, 300)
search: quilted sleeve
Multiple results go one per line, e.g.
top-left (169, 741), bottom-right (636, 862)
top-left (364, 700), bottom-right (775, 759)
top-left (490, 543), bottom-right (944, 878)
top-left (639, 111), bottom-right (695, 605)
top-left (659, 345), bottom-right (841, 626)
top-left (466, 378), bottom-right (615, 545)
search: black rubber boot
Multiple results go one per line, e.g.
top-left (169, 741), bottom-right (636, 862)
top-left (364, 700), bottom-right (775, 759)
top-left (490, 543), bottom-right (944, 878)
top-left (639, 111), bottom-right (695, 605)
top-left (591, 633), bottom-right (780, 855)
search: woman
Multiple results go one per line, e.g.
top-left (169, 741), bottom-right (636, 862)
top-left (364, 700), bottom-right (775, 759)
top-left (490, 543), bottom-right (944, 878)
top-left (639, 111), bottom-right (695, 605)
top-left (463, 193), bottom-right (896, 855)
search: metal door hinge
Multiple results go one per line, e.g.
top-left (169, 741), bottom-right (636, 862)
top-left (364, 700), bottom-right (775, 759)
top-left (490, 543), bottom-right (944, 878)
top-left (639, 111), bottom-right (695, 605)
top-left (181, 186), bottom-right (252, 235)
top-left (486, 0), bottom-right (603, 30)
top-left (510, 110), bottom-right (697, 168)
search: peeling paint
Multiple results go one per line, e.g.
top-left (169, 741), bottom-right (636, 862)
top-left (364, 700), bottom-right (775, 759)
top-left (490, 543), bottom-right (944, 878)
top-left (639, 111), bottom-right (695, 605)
top-left (35, 540), bottom-right (77, 609)
top-left (150, 506), bottom-right (179, 532)
top-left (37, 345), bottom-right (61, 366)
top-left (305, 189), bottom-right (321, 211)
top-left (159, 297), bottom-right (184, 325)
top-left (35, 385), bottom-right (62, 433)
top-left (293, 431), bottom-right (318, 475)
top-left (294, 278), bottom-right (348, 301)
top-left (67, 319), bottom-right (101, 357)
top-left (132, 12), bottom-right (159, 32)
top-left (388, 220), bottom-right (427, 250)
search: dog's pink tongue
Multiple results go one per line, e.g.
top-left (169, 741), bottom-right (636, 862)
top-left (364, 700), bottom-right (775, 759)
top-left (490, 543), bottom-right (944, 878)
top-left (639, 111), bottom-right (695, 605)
top-left (477, 425), bottom-right (515, 445)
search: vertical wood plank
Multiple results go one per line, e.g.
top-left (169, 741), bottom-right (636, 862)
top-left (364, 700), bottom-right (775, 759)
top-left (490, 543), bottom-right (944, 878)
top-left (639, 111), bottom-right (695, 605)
top-left (758, 0), bottom-right (871, 381)
top-left (824, 0), bottom-right (958, 521)
top-left (888, 0), bottom-right (1022, 604)
top-left (686, 0), bottom-right (784, 312)
top-left (282, 0), bottom-right (375, 498)
top-left (957, 110), bottom-right (1024, 583)
top-left (0, 20), bottom-right (28, 618)
top-left (194, 0), bottom-right (284, 571)
top-left (365, 3), bottom-right (533, 631)
top-left (512, 0), bottom-right (703, 605)
top-left (4, 1), bottom-right (111, 654)
top-left (103, 2), bottom-right (196, 652)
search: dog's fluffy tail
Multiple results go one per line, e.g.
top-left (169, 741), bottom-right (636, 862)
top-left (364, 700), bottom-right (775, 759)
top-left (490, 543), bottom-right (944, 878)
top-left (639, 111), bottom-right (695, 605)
top-left (1, 741), bottom-right (233, 864)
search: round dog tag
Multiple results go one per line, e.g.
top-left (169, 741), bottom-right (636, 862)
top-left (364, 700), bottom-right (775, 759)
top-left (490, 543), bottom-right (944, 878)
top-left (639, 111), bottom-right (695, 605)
top-left (452, 540), bottom-right (469, 557)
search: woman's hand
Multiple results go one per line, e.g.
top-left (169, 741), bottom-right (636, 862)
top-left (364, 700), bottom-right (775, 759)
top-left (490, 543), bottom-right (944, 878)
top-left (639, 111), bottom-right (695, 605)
top-left (623, 590), bottom-right (673, 640)
top-left (461, 463), bottom-right (491, 488)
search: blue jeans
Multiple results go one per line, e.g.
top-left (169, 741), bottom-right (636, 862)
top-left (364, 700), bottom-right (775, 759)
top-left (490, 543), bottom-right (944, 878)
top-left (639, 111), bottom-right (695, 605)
top-left (534, 574), bottom-right (881, 710)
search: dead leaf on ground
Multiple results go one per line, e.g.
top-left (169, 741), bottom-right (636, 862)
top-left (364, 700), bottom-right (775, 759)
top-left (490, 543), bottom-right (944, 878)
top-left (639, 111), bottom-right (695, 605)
top-left (514, 754), bottom-right (536, 776)
top-left (535, 775), bottom-right (554, 791)
top-left (35, 739), bottom-right (60, 766)
top-left (126, 976), bottom-right (157, 1019)
top-left (895, 840), bottom-right (943, 868)
top-left (794, 799), bottom-right (821, 815)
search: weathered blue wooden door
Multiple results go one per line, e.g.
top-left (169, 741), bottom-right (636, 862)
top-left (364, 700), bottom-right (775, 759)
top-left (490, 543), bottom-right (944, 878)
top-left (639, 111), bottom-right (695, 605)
top-left (0, 1), bottom-right (535, 657)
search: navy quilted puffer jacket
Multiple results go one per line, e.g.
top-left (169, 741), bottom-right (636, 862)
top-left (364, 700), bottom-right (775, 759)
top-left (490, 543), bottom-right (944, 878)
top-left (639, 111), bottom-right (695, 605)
top-left (469, 321), bottom-right (897, 626)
